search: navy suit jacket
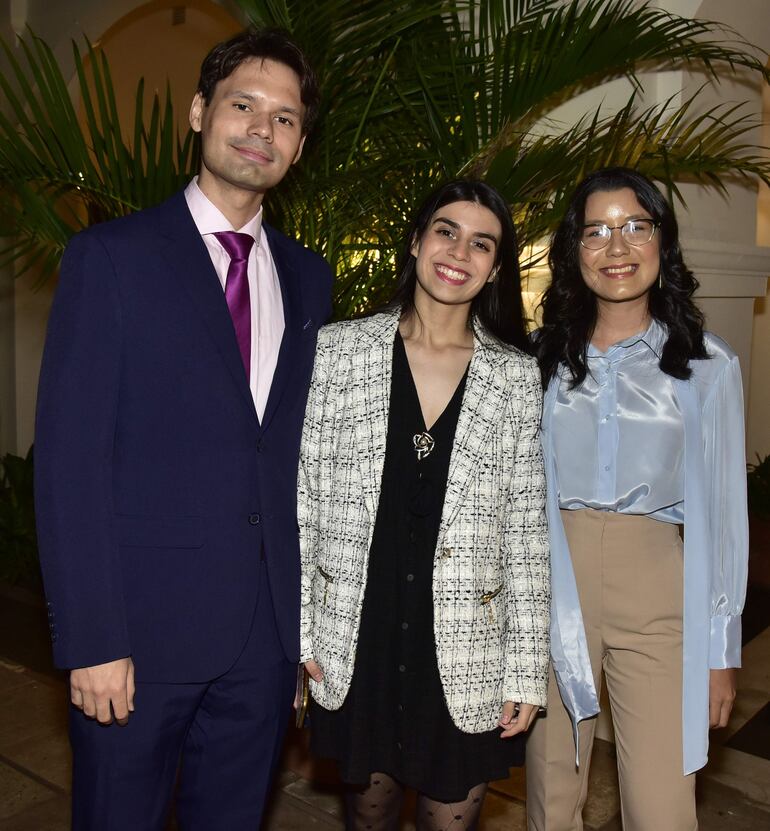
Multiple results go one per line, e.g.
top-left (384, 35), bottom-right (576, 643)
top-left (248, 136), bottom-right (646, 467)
top-left (34, 190), bottom-right (333, 682)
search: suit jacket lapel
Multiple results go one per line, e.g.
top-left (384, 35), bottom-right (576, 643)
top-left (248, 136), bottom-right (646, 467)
top-left (157, 191), bottom-right (258, 423)
top-left (353, 312), bottom-right (400, 519)
top-left (438, 329), bottom-right (509, 539)
top-left (259, 224), bottom-right (300, 433)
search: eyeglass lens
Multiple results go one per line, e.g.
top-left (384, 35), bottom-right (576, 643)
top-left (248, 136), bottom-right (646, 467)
top-left (581, 220), bottom-right (656, 249)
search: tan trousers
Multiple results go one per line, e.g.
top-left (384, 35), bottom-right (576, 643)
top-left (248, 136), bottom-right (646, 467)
top-left (526, 510), bottom-right (697, 831)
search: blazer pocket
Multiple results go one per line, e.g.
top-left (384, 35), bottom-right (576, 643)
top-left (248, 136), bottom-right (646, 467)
top-left (115, 514), bottom-right (204, 549)
top-left (480, 584), bottom-right (503, 625)
top-left (317, 565), bottom-right (335, 606)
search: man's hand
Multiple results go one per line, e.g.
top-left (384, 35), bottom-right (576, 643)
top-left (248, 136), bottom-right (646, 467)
top-left (709, 667), bottom-right (737, 729)
top-left (70, 657), bottom-right (135, 725)
top-left (498, 701), bottom-right (539, 738)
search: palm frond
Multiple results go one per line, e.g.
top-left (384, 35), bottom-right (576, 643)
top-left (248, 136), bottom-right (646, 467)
top-left (1, 2), bottom-right (768, 311)
top-left (0, 31), bottom-right (197, 281)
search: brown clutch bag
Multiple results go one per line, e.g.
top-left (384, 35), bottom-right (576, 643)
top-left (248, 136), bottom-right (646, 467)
top-left (295, 665), bottom-right (310, 728)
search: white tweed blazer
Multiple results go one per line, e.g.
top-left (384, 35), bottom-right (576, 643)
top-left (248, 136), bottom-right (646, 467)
top-left (298, 311), bottom-right (550, 732)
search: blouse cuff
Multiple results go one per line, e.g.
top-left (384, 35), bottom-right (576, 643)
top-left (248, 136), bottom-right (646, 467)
top-left (709, 614), bottom-right (742, 668)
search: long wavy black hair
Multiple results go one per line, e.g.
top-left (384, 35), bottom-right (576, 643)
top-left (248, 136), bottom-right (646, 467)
top-left (385, 179), bottom-right (529, 351)
top-left (533, 167), bottom-right (708, 389)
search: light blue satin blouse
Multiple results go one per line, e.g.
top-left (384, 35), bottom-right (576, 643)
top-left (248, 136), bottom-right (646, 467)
top-left (542, 321), bottom-right (749, 775)
top-left (552, 321), bottom-right (684, 522)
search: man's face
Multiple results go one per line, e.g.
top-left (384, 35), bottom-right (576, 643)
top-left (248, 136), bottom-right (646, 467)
top-left (190, 58), bottom-right (306, 199)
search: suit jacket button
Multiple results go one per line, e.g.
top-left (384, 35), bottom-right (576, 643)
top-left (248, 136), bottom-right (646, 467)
top-left (248, 513), bottom-right (261, 525)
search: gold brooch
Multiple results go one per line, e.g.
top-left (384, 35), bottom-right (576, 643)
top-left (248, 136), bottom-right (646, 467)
top-left (413, 432), bottom-right (435, 460)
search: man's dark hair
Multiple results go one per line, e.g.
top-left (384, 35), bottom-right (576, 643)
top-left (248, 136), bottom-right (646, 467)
top-left (197, 28), bottom-right (320, 134)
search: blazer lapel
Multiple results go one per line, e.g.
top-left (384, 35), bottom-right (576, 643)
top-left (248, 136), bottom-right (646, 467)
top-left (157, 192), bottom-right (258, 422)
top-left (438, 329), bottom-right (509, 539)
top-left (259, 224), bottom-right (300, 433)
top-left (353, 312), bottom-right (400, 519)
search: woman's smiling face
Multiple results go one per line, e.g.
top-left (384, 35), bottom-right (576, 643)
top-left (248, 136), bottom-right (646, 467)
top-left (579, 187), bottom-right (660, 307)
top-left (411, 200), bottom-right (501, 310)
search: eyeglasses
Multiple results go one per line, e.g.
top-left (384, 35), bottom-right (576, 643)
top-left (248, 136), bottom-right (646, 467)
top-left (580, 219), bottom-right (658, 250)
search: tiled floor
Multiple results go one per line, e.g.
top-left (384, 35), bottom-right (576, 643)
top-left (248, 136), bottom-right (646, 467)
top-left (2, 583), bottom-right (770, 830)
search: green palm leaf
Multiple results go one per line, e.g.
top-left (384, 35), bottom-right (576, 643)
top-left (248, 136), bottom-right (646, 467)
top-left (236, 0), bottom-right (769, 313)
top-left (0, 31), bottom-right (197, 280)
top-left (1, 1), bottom-right (768, 312)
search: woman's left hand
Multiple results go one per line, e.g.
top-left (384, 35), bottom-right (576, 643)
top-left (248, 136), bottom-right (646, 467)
top-left (709, 668), bottom-right (737, 729)
top-left (498, 701), bottom-right (539, 738)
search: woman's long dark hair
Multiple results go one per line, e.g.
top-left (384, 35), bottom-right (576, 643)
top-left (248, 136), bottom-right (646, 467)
top-left (385, 179), bottom-right (529, 351)
top-left (533, 167), bottom-right (708, 388)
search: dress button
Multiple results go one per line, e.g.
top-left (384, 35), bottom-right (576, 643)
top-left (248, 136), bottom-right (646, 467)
top-left (396, 741), bottom-right (402, 750)
top-left (248, 513), bottom-right (261, 525)
top-left (398, 704), bottom-right (404, 712)
top-left (399, 664), bottom-right (406, 672)
top-left (401, 622), bottom-right (408, 630)
top-left (406, 574), bottom-right (414, 582)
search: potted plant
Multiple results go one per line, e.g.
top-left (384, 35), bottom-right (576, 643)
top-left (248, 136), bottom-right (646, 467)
top-left (0, 447), bottom-right (39, 589)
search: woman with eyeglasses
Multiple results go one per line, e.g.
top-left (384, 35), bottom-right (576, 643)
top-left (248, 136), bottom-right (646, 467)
top-left (526, 167), bottom-right (748, 831)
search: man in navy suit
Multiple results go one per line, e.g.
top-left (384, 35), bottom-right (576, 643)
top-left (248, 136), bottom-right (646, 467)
top-left (34, 28), bottom-right (332, 829)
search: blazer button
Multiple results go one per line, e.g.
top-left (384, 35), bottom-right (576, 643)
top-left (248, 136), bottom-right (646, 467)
top-left (248, 513), bottom-right (261, 525)
top-left (441, 547), bottom-right (453, 559)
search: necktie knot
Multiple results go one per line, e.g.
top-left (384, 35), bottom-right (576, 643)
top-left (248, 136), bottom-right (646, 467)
top-left (214, 231), bottom-right (254, 263)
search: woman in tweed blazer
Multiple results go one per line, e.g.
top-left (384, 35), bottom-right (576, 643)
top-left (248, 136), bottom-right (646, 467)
top-left (298, 181), bottom-right (549, 829)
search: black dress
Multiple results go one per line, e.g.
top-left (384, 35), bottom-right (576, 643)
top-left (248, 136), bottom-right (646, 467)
top-left (310, 333), bottom-right (524, 802)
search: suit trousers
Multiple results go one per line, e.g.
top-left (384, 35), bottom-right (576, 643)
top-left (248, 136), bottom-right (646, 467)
top-left (69, 562), bottom-right (295, 831)
top-left (526, 509), bottom-right (697, 831)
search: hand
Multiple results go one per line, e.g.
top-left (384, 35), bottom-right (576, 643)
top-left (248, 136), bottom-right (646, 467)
top-left (709, 668), bottom-right (737, 729)
top-left (304, 658), bottom-right (324, 683)
top-left (498, 701), bottom-right (539, 738)
top-left (70, 657), bottom-right (135, 725)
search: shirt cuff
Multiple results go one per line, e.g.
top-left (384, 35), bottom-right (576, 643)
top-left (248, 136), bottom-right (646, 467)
top-left (709, 614), bottom-right (742, 668)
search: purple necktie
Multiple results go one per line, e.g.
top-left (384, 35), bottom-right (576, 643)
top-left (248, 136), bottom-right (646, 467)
top-left (214, 231), bottom-right (254, 378)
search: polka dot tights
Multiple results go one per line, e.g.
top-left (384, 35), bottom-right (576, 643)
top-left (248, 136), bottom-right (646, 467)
top-left (344, 771), bottom-right (487, 831)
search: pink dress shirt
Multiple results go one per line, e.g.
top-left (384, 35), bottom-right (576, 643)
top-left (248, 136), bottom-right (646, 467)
top-left (185, 177), bottom-right (284, 421)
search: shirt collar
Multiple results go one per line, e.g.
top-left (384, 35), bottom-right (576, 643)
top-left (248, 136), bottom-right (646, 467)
top-left (587, 318), bottom-right (666, 360)
top-left (184, 176), bottom-right (262, 244)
